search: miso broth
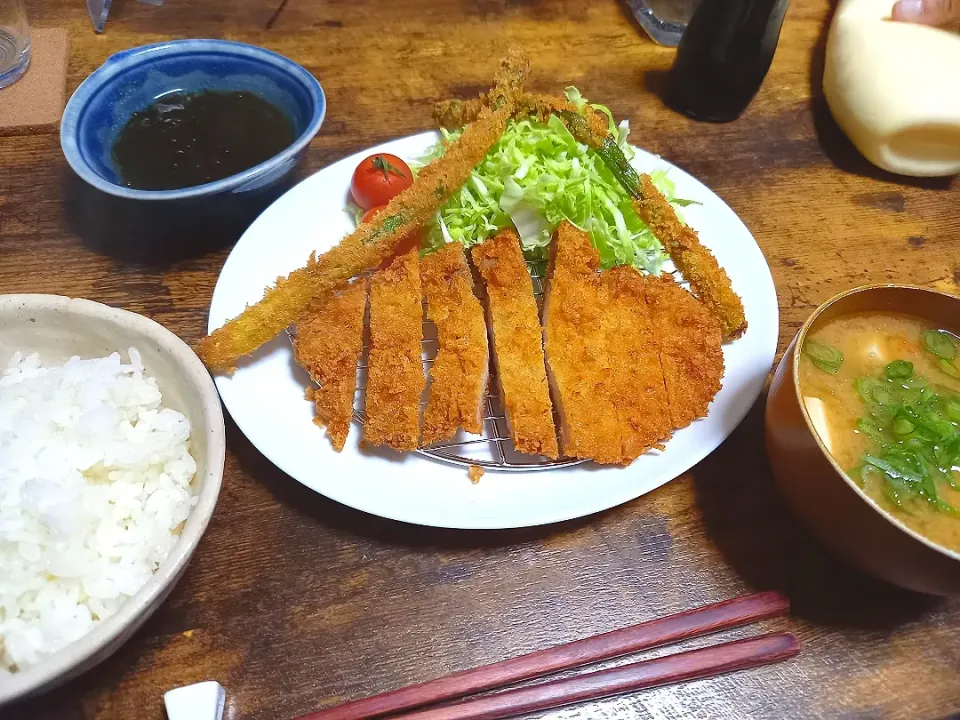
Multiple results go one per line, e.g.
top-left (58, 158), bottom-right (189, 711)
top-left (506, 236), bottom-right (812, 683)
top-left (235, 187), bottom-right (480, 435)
top-left (798, 312), bottom-right (960, 553)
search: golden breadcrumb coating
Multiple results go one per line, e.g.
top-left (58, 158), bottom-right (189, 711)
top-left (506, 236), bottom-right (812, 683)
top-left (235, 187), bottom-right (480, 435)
top-left (471, 231), bottom-right (559, 459)
top-left (293, 280), bottom-right (367, 451)
top-left (364, 250), bottom-right (425, 451)
top-left (643, 275), bottom-right (724, 429)
top-left (543, 222), bottom-right (622, 464)
top-left (602, 268), bottom-right (674, 462)
top-left (421, 243), bottom-right (489, 445)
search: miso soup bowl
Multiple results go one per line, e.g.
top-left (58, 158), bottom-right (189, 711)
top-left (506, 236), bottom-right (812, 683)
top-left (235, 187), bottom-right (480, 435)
top-left (765, 284), bottom-right (960, 596)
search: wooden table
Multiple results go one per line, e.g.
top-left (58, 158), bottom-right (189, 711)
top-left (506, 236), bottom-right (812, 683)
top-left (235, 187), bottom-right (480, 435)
top-left (4, 0), bottom-right (960, 717)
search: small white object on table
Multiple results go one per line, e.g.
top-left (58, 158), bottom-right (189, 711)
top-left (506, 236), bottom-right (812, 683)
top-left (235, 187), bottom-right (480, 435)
top-left (164, 681), bottom-right (225, 720)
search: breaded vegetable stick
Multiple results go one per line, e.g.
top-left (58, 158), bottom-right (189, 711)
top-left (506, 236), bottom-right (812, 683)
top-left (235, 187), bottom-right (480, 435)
top-left (436, 90), bottom-right (609, 143)
top-left (197, 102), bottom-right (513, 372)
top-left (632, 175), bottom-right (747, 339)
top-left (434, 49), bottom-right (530, 128)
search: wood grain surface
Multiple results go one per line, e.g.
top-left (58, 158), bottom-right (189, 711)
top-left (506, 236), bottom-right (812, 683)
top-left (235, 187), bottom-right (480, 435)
top-left (2, 0), bottom-right (959, 718)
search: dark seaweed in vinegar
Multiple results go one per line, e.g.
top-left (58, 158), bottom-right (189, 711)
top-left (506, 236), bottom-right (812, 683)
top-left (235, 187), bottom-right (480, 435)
top-left (112, 90), bottom-right (295, 191)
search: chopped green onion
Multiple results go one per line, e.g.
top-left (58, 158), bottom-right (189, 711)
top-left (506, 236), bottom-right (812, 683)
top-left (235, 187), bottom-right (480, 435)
top-left (871, 386), bottom-right (895, 404)
top-left (885, 360), bottom-right (913, 380)
top-left (946, 400), bottom-right (960, 423)
top-left (855, 362), bottom-right (960, 513)
top-left (804, 340), bottom-right (844, 374)
top-left (939, 359), bottom-right (960, 379)
top-left (857, 377), bottom-right (881, 401)
top-left (893, 417), bottom-right (916, 436)
top-left (921, 329), bottom-right (957, 361)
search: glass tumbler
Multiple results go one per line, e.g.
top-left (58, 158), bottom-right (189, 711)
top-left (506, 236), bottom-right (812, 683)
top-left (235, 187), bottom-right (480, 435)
top-left (625, 0), bottom-right (701, 46)
top-left (0, 0), bottom-right (29, 89)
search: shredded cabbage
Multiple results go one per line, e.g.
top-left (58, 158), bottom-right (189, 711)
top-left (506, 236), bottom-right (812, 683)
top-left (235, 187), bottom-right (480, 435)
top-left (414, 89), bottom-right (695, 273)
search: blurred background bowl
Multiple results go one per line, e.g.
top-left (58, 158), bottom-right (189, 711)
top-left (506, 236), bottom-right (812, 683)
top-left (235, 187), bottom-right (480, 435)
top-left (0, 295), bottom-right (225, 707)
top-left (765, 285), bottom-right (960, 596)
top-left (59, 39), bottom-right (325, 264)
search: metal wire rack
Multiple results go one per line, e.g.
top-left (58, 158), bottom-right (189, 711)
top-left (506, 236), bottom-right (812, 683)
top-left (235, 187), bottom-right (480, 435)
top-left (290, 261), bottom-right (585, 472)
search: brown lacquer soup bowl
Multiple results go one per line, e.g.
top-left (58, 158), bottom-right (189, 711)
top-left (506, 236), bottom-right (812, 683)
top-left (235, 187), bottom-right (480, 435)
top-left (765, 285), bottom-right (960, 596)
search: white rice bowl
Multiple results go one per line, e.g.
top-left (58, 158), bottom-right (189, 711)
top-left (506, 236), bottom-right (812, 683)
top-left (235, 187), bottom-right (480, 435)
top-left (0, 349), bottom-right (197, 673)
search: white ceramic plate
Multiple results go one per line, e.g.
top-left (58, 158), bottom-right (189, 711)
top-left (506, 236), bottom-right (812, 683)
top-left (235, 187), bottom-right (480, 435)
top-left (209, 131), bottom-right (779, 529)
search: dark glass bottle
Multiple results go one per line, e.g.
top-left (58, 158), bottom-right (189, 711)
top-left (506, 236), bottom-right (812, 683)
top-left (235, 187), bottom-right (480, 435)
top-left (668, 0), bottom-right (790, 122)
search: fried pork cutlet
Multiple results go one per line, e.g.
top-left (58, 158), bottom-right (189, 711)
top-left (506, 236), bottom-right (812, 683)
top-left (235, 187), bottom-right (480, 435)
top-left (364, 249), bottom-right (425, 451)
top-left (602, 268), bottom-right (674, 461)
top-left (643, 276), bottom-right (724, 429)
top-left (632, 176), bottom-right (747, 340)
top-left (292, 281), bottom-right (368, 451)
top-left (543, 222), bottom-right (622, 464)
top-left (420, 243), bottom-right (489, 446)
top-left (471, 231), bottom-right (559, 459)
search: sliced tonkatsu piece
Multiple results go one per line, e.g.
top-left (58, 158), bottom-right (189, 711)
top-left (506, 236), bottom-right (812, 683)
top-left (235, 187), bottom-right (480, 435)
top-left (471, 230), bottom-right (559, 459)
top-left (420, 243), bottom-right (489, 446)
top-left (293, 280), bottom-right (368, 452)
top-left (643, 275), bottom-right (724, 429)
top-left (543, 222), bottom-right (622, 464)
top-left (364, 248), bottom-right (426, 451)
top-left (602, 267), bottom-right (674, 461)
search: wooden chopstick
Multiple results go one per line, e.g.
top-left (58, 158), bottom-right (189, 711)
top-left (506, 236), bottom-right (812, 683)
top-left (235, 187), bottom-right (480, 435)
top-left (296, 591), bottom-right (789, 720)
top-left (400, 632), bottom-right (800, 720)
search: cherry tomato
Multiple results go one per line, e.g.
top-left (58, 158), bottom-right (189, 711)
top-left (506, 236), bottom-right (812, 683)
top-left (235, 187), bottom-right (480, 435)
top-left (360, 205), bottom-right (422, 268)
top-left (350, 153), bottom-right (413, 210)
top-left (360, 206), bottom-right (386, 225)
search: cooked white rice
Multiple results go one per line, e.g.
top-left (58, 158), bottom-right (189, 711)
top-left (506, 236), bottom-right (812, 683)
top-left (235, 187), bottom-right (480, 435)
top-left (0, 349), bottom-right (197, 673)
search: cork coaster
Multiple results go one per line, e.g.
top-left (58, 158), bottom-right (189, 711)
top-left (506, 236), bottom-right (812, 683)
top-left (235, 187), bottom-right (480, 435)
top-left (0, 28), bottom-right (70, 137)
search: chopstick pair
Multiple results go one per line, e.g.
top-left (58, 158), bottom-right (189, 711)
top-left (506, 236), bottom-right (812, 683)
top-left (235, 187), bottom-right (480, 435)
top-left (295, 591), bottom-right (797, 720)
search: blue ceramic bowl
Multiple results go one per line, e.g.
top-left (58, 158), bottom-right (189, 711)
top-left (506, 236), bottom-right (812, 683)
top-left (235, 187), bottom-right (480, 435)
top-left (61, 39), bottom-right (325, 201)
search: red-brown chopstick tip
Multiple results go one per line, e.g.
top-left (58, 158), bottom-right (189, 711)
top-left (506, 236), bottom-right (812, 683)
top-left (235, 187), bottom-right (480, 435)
top-left (400, 633), bottom-right (800, 720)
top-left (292, 591), bottom-right (790, 720)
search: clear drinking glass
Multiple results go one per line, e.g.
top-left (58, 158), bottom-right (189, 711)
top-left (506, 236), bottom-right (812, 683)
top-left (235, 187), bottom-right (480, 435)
top-left (0, 0), bottom-right (29, 88)
top-left (87, 0), bottom-right (162, 33)
top-left (625, 0), bottom-right (701, 46)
